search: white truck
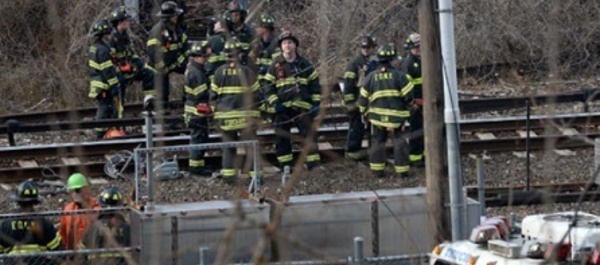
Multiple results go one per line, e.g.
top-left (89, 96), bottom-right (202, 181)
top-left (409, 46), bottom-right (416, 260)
top-left (429, 211), bottom-right (600, 265)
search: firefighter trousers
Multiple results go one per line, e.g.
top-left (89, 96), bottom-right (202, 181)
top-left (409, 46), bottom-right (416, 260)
top-left (369, 124), bottom-right (410, 174)
top-left (94, 95), bottom-right (117, 139)
top-left (188, 117), bottom-right (210, 174)
top-left (409, 108), bottom-right (424, 164)
top-left (346, 111), bottom-right (369, 160)
top-left (220, 126), bottom-right (256, 180)
top-left (273, 108), bottom-right (320, 170)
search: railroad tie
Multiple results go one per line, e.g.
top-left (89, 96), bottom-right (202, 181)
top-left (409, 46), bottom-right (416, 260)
top-left (61, 157), bottom-right (81, 166)
top-left (554, 128), bottom-right (579, 156)
top-left (17, 160), bottom-right (39, 168)
top-left (513, 130), bottom-right (537, 158)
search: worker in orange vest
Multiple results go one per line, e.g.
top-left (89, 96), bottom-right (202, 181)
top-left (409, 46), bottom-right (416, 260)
top-left (59, 173), bottom-right (100, 250)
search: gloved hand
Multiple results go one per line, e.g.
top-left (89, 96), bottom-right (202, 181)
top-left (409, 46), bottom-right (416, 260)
top-left (196, 103), bottom-right (212, 115)
top-left (274, 102), bottom-right (286, 113)
top-left (111, 86), bottom-right (120, 97)
top-left (311, 103), bottom-right (320, 114)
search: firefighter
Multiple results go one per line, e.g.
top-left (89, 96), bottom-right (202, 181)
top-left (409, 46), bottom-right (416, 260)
top-left (80, 186), bottom-right (130, 265)
top-left (108, 6), bottom-right (155, 110)
top-left (400, 33), bottom-right (424, 167)
top-left (342, 34), bottom-right (378, 161)
top-left (89, 19), bottom-right (120, 140)
top-left (226, 0), bottom-right (254, 65)
top-left (59, 173), bottom-right (101, 250)
top-left (0, 181), bottom-right (62, 265)
top-left (184, 41), bottom-right (213, 177)
top-left (210, 39), bottom-right (262, 184)
top-left (252, 13), bottom-right (279, 121)
top-left (358, 44), bottom-right (414, 178)
top-left (264, 31), bottom-right (321, 171)
top-left (206, 13), bottom-right (233, 81)
top-left (146, 1), bottom-right (189, 112)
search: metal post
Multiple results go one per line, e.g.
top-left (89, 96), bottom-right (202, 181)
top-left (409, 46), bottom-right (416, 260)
top-left (198, 247), bottom-right (208, 265)
top-left (5, 119), bottom-right (18, 147)
top-left (250, 141), bottom-right (260, 195)
top-left (509, 212), bottom-right (517, 232)
top-left (594, 138), bottom-right (600, 186)
top-left (353, 237), bottom-right (364, 263)
top-left (371, 201), bottom-right (379, 257)
top-left (476, 155), bottom-right (486, 223)
top-left (171, 216), bottom-right (179, 265)
top-left (438, 0), bottom-right (465, 240)
top-left (526, 100), bottom-right (531, 191)
top-left (144, 111), bottom-right (155, 210)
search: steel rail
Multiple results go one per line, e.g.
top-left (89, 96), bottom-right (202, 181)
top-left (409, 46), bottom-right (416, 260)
top-left (2, 88), bottom-right (599, 124)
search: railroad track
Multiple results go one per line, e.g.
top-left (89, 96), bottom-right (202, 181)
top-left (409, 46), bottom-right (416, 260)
top-left (1, 88), bottom-right (599, 126)
top-left (464, 182), bottom-right (600, 207)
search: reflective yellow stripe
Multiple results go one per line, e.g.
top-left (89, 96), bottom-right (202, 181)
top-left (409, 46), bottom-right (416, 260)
top-left (221, 86), bottom-right (246, 94)
top-left (185, 84), bottom-right (208, 96)
top-left (184, 105), bottom-right (208, 117)
top-left (370, 163), bottom-right (385, 171)
top-left (283, 100), bottom-right (312, 110)
top-left (394, 165), bottom-right (410, 173)
top-left (221, 169), bottom-right (237, 177)
top-left (360, 87), bottom-right (369, 98)
top-left (107, 77), bottom-right (119, 86)
top-left (344, 71), bottom-right (356, 79)
top-left (412, 77), bottom-right (423, 85)
top-left (154, 61), bottom-right (166, 70)
top-left (409, 154), bottom-right (423, 162)
top-left (90, 80), bottom-right (109, 90)
top-left (370, 89), bottom-right (402, 102)
top-left (370, 120), bottom-right (401, 128)
top-left (89, 46), bottom-right (97, 53)
top-left (89, 60), bottom-right (114, 70)
top-left (276, 78), bottom-right (307, 87)
top-left (214, 110), bottom-right (260, 119)
top-left (401, 82), bottom-right (414, 97)
top-left (9, 244), bottom-right (45, 254)
top-left (312, 94), bottom-right (321, 102)
top-left (257, 58), bottom-right (272, 66)
top-left (189, 159), bottom-right (205, 167)
top-left (346, 152), bottom-right (362, 159)
top-left (277, 154), bottom-right (293, 163)
top-left (46, 232), bottom-right (61, 250)
top-left (240, 42), bottom-right (251, 50)
top-left (308, 70), bottom-right (318, 81)
top-left (267, 95), bottom-right (279, 104)
top-left (344, 94), bottom-right (355, 102)
top-left (358, 106), bottom-right (366, 113)
top-left (147, 38), bottom-right (161, 46)
top-left (307, 154), bottom-right (320, 162)
top-left (264, 73), bottom-right (276, 82)
top-left (368, 107), bottom-right (410, 118)
top-left (208, 55), bottom-right (227, 63)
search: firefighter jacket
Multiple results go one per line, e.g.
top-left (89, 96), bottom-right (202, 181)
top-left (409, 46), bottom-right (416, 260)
top-left (59, 198), bottom-right (101, 250)
top-left (399, 53), bottom-right (422, 102)
top-left (210, 60), bottom-right (262, 131)
top-left (88, 38), bottom-right (119, 99)
top-left (232, 23), bottom-right (254, 53)
top-left (358, 63), bottom-right (414, 128)
top-left (206, 31), bottom-right (228, 80)
top-left (109, 29), bottom-right (138, 64)
top-left (146, 21), bottom-right (189, 74)
top-left (263, 55), bottom-right (321, 111)
top-left (343, 53), bottom-right (378, 104)
top-left (79, 213), bottom-right (130, 264)
top-left (251, 34), bottom-right (280, 84)
top-left (184, 60), bottom-right (210, 119)
top-left (0, 212), bottom-right (62, 256)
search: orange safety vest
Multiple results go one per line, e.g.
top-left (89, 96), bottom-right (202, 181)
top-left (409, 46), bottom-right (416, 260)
top-left (59, 198), bottom-right (100, 250)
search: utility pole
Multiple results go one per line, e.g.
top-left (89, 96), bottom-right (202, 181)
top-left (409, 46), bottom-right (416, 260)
top-left (418, 0), bottom-right (450, 242)
top-left (438, 0), bottom-right (465, 240)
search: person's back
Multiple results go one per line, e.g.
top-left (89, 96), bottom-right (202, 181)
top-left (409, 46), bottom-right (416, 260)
top-left (59, 173), bottom-right (100, 250)
top-left (0, 180), bottom-right (62, 265)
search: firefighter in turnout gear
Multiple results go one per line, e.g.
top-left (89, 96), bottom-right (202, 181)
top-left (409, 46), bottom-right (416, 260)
top-left (210, 39), bottom-right (262, 184)
top-left (184, 41), bottom-right (213, 177)
top-left (400, 33), bottom-right (424, 167)
top-left (251, 13), bottom-right (279, 120)
top-left (79, 186), bottom-right (130, 265)
top-left (109, 6), bottom-right (155, 109)
top-left (358, 44), bottom-right (414, 178)
top-left (0, 180), bottom-right (62, 265)
top-left (146, 1), bottom-right (189, 112)
top-left (206, 12), bottom-right (232, 81)
top-left (89, 19), bottom-right (121, 140)
top-left (343, 34), bottom-right (378, 161)
top-left (227, 0), bottom-right (254, 65)
top-left (264, 31), bottom-right (321, 171)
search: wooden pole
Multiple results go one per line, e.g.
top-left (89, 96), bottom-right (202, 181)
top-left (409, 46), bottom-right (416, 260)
top-left (418, 0), bottom-right (450, 242)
